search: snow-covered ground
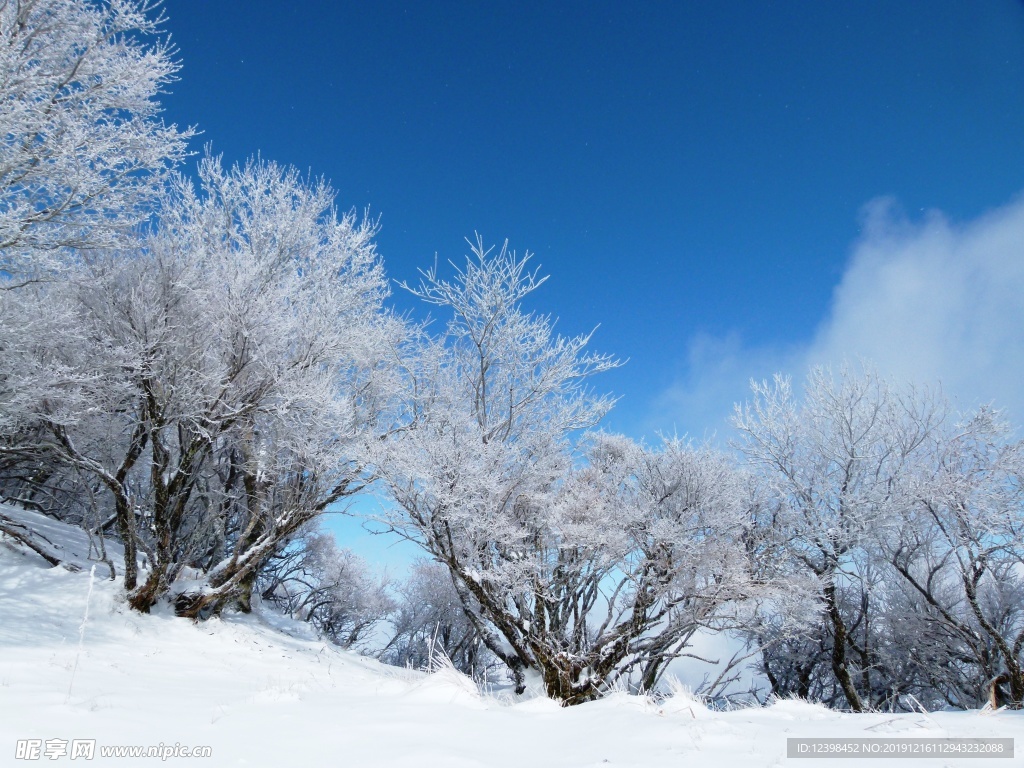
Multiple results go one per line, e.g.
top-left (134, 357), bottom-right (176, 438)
top-left (1, 506), bottom-right (1022, 767)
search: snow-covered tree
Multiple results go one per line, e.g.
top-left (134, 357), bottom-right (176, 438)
top-left (885, 407), bottom-right (1024, 708)
top-left (371, 240), bottom-right (760, 704)
top-left (379, 559), bottom-right (497, 682)
top-left (369, 238), bottom-right (618, 699)
top-left (0, 155), bottom-right (400, 615)
top-left (258, 531), bottom-right (394, 650)
top-left (0, 0), bottom-right (192, 283)
top-left (733, 366), bottom-right (945, 711)
top-left (551, 433), bottom-right (763, 700)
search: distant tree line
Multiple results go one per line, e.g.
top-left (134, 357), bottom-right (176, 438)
top-left (1, 0), bottom-right (1021, 710)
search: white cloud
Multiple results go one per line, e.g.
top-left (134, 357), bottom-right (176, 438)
top-left (648, 194), bottom-right (1024, 438)
top-left (647, 333), bottom-right (802, 440)
top-left (806, 196), bottom-right (1024, 419)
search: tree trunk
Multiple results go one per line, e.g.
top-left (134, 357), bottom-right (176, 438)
top-left (824, 581), bottom-right (864, 712)
top-left (114, 494), bottom-right (138, 591)
top-left (128, 569), bottom-right (163, 612)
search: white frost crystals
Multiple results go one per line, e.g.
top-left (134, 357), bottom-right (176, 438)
top-left (0, 0), bottom-right (193, 283)
top-left (733, 365), bottom-right (1024, 712)
top-left (0, 154), bottom-right (400, 616)
top-left (368, 239), bottom-right (768, 704)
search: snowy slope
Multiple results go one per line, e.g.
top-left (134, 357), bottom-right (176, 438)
top-left (1, 506), bottom-right (1022, 767)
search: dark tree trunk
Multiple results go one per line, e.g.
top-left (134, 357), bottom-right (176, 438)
top-left (824, 581), bottom-right (864, 712)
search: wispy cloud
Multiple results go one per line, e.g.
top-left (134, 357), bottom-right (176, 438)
top-left (648, 194), bottom-right (1024, 438)
top-left (646, 332), bottom-right (802, 440)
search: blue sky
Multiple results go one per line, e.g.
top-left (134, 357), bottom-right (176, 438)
top-left (160, 2), bottom-right (1024, 563)
top-left (161, 1), bottom-right (1024, 429)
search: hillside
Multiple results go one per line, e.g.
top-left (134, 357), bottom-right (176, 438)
top-left (1, 506), bottom-right (1021, 767)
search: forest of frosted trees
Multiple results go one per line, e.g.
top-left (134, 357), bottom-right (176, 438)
top-left (1, 0), bottom-right (1022, 711)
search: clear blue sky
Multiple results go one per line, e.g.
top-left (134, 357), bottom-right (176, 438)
top-left (159, 3), bottom-right (1024, 565)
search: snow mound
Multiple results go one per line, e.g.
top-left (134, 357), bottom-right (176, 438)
top-left (657, 681), bottom-right (711, 720)
top-left (405, 664), bottom-right (487, 709)
top-left (764, 697), bottom-right (836, 721)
